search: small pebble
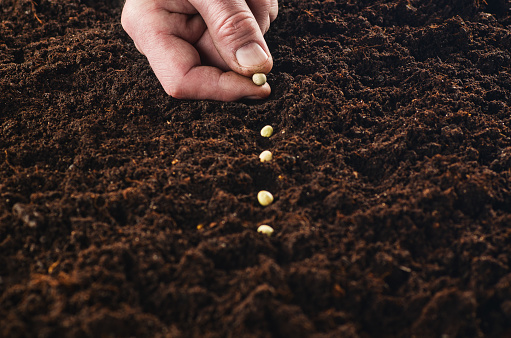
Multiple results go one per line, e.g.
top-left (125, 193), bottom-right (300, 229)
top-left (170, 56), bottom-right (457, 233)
top-left (12, 203), bottom-right (41, 228)
top-left (259, 150), bottom-right (273, 162)
top-left (252, 73), bottom-right (267, 86)
top-left (257, 190), bottom-right (274, 206)
top-left (257, 225), bottom-right (274, 236)
top-left (260, 125), bottom-right (273, 138)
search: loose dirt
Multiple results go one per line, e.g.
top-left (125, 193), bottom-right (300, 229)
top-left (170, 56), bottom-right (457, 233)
top-left (1, 0), bottom-right (511, 336)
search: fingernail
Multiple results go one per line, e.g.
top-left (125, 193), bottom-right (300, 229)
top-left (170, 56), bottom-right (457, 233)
top-left (236, 43), bottom-right (268, 67)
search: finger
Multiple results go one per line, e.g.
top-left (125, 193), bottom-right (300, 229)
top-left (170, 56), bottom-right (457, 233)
top-left (196, 0), bottom-right (278, 68)
top-left (153, 0), bottom-right (197, 14)
top-left (194, 31), bottom-right (230, 70)
top-left (246, 0), bottom-right (272, 34)
top-left (269, 0), bottom-right (278, 22)
top-left (143, 27), bottom-right (271, 100)
top-left (190, 0), bottom-right (273, 76)
top-left (174, 66), bottom-right (271, 101)
top-left (122, 4), bottom-right (206, 54)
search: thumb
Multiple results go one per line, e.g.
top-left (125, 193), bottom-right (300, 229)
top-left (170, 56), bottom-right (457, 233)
top-left (190, 0), bottom-right (273, 76)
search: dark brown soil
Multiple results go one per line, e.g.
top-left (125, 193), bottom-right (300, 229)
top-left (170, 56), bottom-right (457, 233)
top-left (2, 0), bottom-right (511, 337)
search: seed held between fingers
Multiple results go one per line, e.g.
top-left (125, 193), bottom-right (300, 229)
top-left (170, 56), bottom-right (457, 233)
top-left (257, 224), bottom-right (274, 236)
top-left (257, 190), bottom-right (274, 206)
top-left (260, 125), bottom-right (273, 138)
top-left (259, 150), bottom-right (273, 162)
top-left (252, 73), bottom-right (267, 86)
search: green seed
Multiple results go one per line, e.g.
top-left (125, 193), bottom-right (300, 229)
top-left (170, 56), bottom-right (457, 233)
top-left (260, 125), bottom-right (273, 138)
top-left (257, 224), bottom-right (274, 236)
top-left (252, 73), bottom-right (267, 86)
top-left (257, 190), bottom-right (274, 206)
top-left (259, 150), bottom-right (273, 162)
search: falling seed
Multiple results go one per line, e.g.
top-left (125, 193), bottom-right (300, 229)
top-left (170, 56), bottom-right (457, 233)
top-left (252, 73), bottom-right (267, 86)
top-left (259, 150), bottom-right (273, 162)
top-left (257, 190), bottom-right (274, 206)
top-left (257, 225), bottom-right (274, 236)
top-left (260, 125), bottom-right (273, 138)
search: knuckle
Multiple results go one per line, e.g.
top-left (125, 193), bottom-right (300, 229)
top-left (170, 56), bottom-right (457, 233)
top-left (262, 17), bottom-right (271, 34)
top-left (164, 84), bottom-right (185, 99)
top-left (270, 0), bottom-right (279, 20)
top-left (120, 6), bottom-right (135, 33)
top-left (269, 7), bottom-right (278, 22)
top-left (215, 11), bottom-right (257, 42)
top-left (163, 75), bottom-right (190, 99)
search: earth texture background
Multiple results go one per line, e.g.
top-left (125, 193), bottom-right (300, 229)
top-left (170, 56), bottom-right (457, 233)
top-left (1, 0), bottom-right (511, 336)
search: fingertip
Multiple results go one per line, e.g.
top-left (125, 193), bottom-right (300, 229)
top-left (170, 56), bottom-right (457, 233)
top-left (257, 82), bottom-right (272, 98)
top-left (243, 83), bottom-right (271, 100)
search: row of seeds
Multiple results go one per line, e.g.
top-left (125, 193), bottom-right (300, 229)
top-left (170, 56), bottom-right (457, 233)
top-left (256, 125), bottom-right (275, 237)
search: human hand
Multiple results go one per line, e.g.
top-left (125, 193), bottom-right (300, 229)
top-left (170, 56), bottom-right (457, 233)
top-left (121, 0), bottom-right (278, 101)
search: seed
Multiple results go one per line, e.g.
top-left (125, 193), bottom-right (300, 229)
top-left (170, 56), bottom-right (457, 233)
top-left (259, 150), bottom-right (273, 162)
top-left (260, 125), bottom-right (273, 138)
top-left (252, 73), bottom-right (267, 86)
top-left (257, 190), bottom-right (274, 206)
top-left (257, 225), bottom-right (274, 236)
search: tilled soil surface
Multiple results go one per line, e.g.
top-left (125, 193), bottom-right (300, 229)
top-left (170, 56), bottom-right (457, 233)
top-left (2, 0), bottom-right (511, 337)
